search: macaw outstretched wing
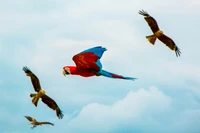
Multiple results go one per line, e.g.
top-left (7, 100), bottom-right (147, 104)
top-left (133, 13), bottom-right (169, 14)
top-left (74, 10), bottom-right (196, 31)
top-left (72, 46), bottom-right (107, 71)
top-left (98, 70), bottom-right (137, 80)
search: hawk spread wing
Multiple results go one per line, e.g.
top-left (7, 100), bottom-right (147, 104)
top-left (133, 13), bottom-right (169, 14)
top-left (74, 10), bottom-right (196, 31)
top-left (23, 66), bottom-right (41, 92)
top-left (41, 95), bottom-right (64, 119)
top-left (24, 116), bottom-right (35, 122)
top-left (139, 10), bottom-right (160, 33)
top-left (157, 34), bottom-right (181, 56)
top-left (39, 121), bottom-right (54, 126)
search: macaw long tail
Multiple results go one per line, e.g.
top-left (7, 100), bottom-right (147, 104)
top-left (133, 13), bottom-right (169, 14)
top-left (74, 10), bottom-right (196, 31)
top-left (99, 70), bottom-right (137, 80)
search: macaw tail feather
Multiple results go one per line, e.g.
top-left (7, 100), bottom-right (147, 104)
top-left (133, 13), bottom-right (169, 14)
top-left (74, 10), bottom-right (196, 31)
top-left (98, 70), bottom-right (137, 81)
top-left (30, 93), bottom-right (40, 107)
top-left (146, 35), bottom-right (157, 45)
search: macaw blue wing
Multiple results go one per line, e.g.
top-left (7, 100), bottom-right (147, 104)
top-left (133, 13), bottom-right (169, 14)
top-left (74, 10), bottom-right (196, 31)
top-left (98, 69), bottom-right (137, 80)
top-left (80, 46), bottom-right (107, 58)
top-left (72, 46), bottom-right (106, 71)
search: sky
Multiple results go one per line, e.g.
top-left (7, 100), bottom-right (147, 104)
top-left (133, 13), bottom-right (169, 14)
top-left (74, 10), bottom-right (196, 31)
top-left (0, 0), bottom-right (200, 133)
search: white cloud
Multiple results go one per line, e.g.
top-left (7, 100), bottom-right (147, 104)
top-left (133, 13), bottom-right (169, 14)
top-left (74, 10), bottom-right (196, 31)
top-left (66, 0), bottom-right (199, 18)
top-left (22, 39), bottom-right (104, 73)
top-left (41, 86), bottom-right (200, 133)
top-left (161, 61), bottom-right (200, 79)
top-left (11, 15), bottom-right (148, 71)
top-left (66, 87), bottom-right (172, 131)
top-left (188, 0), bottom-right (200, 6)
top-left (171, 109), bottom-right (200, 133)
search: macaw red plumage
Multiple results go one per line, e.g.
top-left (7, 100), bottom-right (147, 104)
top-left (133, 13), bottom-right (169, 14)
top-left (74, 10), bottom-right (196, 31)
top-left (62, 46), bottom-right (137, 80)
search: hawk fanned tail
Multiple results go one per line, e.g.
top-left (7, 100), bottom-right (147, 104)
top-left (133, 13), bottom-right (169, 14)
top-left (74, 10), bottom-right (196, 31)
top-left (146, 35), bottom-right (157, 45)
top-left (31, 95), bottom-right (40, 107)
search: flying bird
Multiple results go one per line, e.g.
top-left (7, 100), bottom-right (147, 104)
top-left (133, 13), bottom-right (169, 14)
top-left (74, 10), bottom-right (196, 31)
top-left (23, 66), bottom-right (64, 119)
top-left (139, 10), bottom-right (181, 57)
top-left (24, 116), bottom-right (54, 129)
top-left (62, 46), bottom-right (137, 80)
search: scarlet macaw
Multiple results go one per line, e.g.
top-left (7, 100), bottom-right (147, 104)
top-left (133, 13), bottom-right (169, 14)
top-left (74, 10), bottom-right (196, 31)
top-left (62, 46), bottom-right (137, 80)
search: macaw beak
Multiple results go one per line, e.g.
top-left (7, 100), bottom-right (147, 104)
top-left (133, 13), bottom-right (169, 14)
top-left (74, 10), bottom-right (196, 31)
top-left (62, 69), bottom-right (69, 76)
top-left (62, 69), bottom-right (66, 76)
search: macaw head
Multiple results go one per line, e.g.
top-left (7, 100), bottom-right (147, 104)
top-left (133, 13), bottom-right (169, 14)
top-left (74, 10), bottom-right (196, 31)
top-left (62, 66), bottom-right (76, 76)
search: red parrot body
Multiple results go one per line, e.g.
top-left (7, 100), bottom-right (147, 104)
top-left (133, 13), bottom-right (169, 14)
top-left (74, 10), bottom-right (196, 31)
top-left (63, 66), bottom-right (96, 77)
top-left (62, 46), bottom-right (137, 81)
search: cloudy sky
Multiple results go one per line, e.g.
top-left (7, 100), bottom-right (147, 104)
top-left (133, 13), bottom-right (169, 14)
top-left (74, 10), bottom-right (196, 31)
top-left (1, 0), bottom-right (200, 132)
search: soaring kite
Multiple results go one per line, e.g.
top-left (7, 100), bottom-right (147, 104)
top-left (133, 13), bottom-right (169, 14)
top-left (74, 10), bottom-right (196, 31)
top-left (24, 116), bottom-right (54, 129)
top-left (139, 10), bottom-right (181, 57)
top-left (62, 46), bottom-right (137, 80)
top-left (23, 66), bottom-right (64, 119)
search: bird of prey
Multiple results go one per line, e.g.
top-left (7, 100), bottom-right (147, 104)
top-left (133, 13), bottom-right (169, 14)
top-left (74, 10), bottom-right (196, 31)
top-left (24, 116), bottom-right (54, 129)
top-left (139, 10), bottom-right (181, 57)
top-left (62, 46), bottom-right (137, 80)
top-left (23, 66), bottom-right (64, 119)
